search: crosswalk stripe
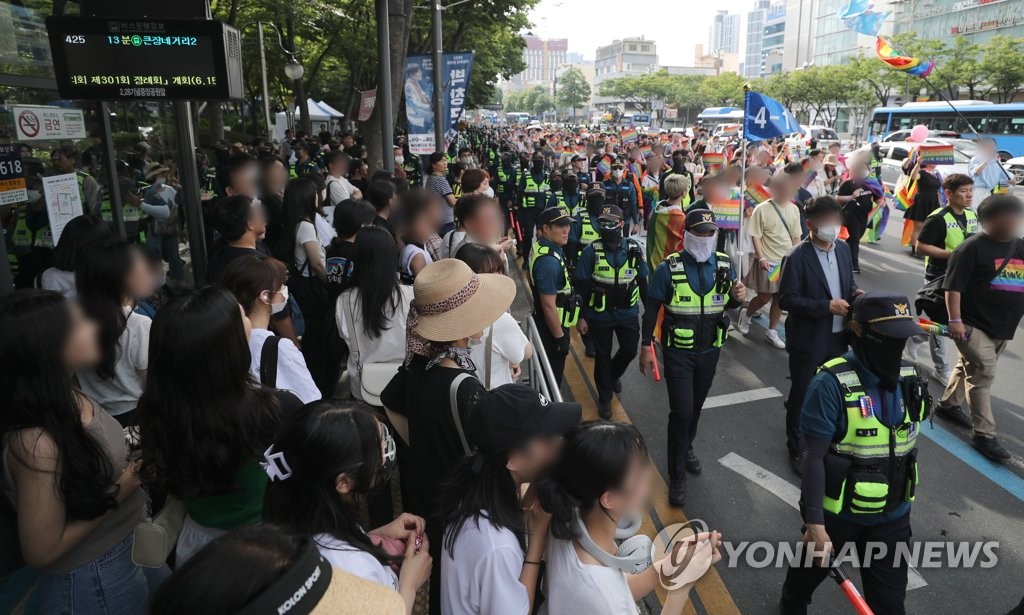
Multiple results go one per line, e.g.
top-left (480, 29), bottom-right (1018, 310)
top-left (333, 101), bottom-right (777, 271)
top-left (704, 387), bottom-right (783, 409)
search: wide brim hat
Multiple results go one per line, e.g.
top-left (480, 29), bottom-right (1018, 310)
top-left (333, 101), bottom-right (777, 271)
top-left (412, 259), bottom-right (515, 342)
top-left (143, 162), bottom-right (170, 180)
top-left (311, 567), bottom-right (405, 614)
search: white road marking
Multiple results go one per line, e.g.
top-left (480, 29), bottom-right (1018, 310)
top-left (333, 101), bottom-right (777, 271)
top-left (704, 387), bottom-right (783, 409)
top-left (718, 451), bottom-right (928, 590)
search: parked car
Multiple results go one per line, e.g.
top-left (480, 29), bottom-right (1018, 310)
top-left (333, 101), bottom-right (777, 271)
top-left (854, 140), bottom-right (971, 191)
top-left (1003, 156), bottom-right (1024, 184)
top-left (882, 129), bottom-right (960, 143)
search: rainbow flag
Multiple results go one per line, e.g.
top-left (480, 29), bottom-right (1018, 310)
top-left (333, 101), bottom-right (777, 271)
top-left (991, 258), bottom-right (1024, 292)
top-left (639, 144), bottom-right (653, 158)
top-left (702, 151), bottom-right (725, 170)
top-left (621, 128), bottom-right (639, 144)
top-left (628, 161), bottom-right (642, 179)
top-left (711, 199), bottom-right (742, 230)
top-left (918, 143), bottom-right (955, 165)
top-left (863, 203), bottom-right (890, 243)
top-left (596, 155), bottom-right (612, 176)
top-left (647, 204), bottom-right (686, 270)
top-left (744, 183), bottom-right (772, 210)
top-left (876, 36), bottom-right (934, 77)
top-left (772, 149), bottom-right (788, 173)
top-left (767, 262), bottom-right (782, 283)
top-left (894, 177), bottom-right (917, 212)
top-left (720, 125), bottom-right (739, 137)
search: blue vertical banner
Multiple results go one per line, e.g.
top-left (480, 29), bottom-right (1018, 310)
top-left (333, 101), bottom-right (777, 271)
top-left (743, 91), bottom-right (801, 141)
top-left (404, 52), bottom-right (475, 154)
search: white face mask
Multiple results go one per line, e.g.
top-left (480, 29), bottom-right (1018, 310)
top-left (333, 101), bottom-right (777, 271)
top-left (684, 231), bottom-right (717, 263)
top-left (612, 170), bottom-right (623, 180)
top-left (395, 155), bottom-right (404, 165)
top-left (268, 286), bottom-right (289, 315)
top-left (482, 186), bottom-right (495, 198)
top-left (815, 224), bottom-right (841, 244)
top-left (596, 148), bottom-right (605, 156)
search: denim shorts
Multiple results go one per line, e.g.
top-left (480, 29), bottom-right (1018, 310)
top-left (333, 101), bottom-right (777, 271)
top-left (37, 533), bottom-right (148, 615)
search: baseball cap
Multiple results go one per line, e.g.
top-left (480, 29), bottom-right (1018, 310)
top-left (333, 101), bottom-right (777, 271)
top-left (571, 154), bottom-right (585, 163)
top-left (851, 291), bottom-right (922, 339)
top-left (539, 206), bottom-right (572, 226)
top-left (468, 384), bottom-right (582, 455)
top-left (598, 204), bottom-right (624, 222)
top-left (684, 209), bottom-right (718, 233)
top-left (586, 187), bottom-right (606, 202)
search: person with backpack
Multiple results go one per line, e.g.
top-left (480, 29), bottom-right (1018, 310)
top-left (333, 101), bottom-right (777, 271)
top-left (325, 151), bottom-right (363, 224)
top-left (220, 255), bottom-right (320, 404)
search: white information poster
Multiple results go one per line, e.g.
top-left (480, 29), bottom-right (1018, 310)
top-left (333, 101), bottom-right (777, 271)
top-left (42, 173), bottom-right (84, 245)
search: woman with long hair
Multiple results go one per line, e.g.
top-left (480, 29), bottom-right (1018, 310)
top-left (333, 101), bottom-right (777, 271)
top-left (336, 226), bottom-right (413, 403)
top-left (0, 290), bottom-right (147, 612)
top-left (536, 421), bottom-right (722, 614)
top-left (262, 402), bottom-right (431, 615)
top-left (75, 238), bottom-right (155, 424)
top-left (278, 176), bottom-right (326, 281)
top-left (137, 286), bottom-right (298, 564)
top-left (436, 384), bottom-right (581, 615)
top-left (220, 254), bottom-right (320, 403)
top-left (38, 213), bottom-right (114, 298)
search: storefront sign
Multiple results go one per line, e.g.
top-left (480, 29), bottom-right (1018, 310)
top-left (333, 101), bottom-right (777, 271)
top-left (0, 145), bottom-right (28, 206)
top-left (951, 0), bottom-right (1007, 13)
top-left (12, 106), bottom-right (87, 141)
top-left (45, 17), bottom-right (243, 100)
top-left (41, 173), bottom-right (84, 245)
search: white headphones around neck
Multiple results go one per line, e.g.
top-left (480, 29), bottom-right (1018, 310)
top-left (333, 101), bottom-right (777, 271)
top-left (573, 510), bottom-right (653, 575)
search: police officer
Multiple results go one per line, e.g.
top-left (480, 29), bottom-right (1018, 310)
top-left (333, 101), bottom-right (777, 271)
top-left (551, 172), bottom-right (582, 215)
top-left (546, 169), bottom-right (564, 209)
top-left (780, 291), bottom-right (930, 615)
top-left (293, 141), bottom-right (320, 176)
top-left (531, 206), bottom-right (579, 386)
top-left (517, 153), bottom-right (550, 264)
top-left (604, 161), bottom-right (639, 236)
top-left (639, 210), bottom-right (746, 506)
top-left (567, 187), bottom-right (607, 358)
top-left (575, 204), bottom-right (649, 418)
top-left (571, 153), bottom-right (592, 193)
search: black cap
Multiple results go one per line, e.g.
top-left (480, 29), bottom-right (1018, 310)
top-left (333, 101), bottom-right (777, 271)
top-left (539, 206), bottom-right (572, 226)
top-left (571, 154), bottom-right (585, 163)
top-left (684, 209), bottom-right (718, 233)
top-left (586, 186), bottom-right (606, 202)
top-left (468, 384), bottom-right (582, 455)
top-left (851, 291), bottom-right (922, 339)
top-left (598, 204), bottom-right (624, 221)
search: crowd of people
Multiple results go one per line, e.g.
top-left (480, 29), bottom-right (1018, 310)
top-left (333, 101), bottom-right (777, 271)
top-left (1, 119), bottom-right (1022, 615)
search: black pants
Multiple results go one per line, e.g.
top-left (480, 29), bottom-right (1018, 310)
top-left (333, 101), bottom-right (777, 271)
top-left (537, 319), bottom-right (568, 386)
top-left (518, 206), bottom-right (541, 262)
top-left (663, 347), bottom-right (720, 481)
top-left (782, 513), bottom-right (911, 615)
top-left (590, 318), bottom-right (640, 404)
top-left (786, 332), bottom-right (848, 457)
top-left (844, 215), bottom-right (866, 269)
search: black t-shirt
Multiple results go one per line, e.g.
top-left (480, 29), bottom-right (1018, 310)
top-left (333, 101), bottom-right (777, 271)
top-left (372, 215), bottom-right (396, 240)
top-left (206, 242), bottom-right (270, 283)
top-left (944, 234), bottom-right (1024, 340)
top-left (917, 207), bottom-right (971, 280)
top-left (380, 355), bottom-right (484, 517)
top-left (325, 240), bottom-right (356, 297)
top-left (837, 180), bottom-right (873, 224)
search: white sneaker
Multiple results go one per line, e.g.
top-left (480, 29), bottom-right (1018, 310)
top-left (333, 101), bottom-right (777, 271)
top-left (765, 329), bottom-right (786, 349)
top-left (736, 310), bottom-right (751, 335)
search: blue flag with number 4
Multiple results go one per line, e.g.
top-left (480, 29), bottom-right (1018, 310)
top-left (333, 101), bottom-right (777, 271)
top-left (744, 91), bottom-right (801, 141)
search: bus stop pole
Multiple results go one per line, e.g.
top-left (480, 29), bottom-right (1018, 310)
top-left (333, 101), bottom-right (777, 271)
top-left (99, 102), bottom-right (127, 239)
top-left (376, 0), bottom-right (394, 173)
top-left (174, 101), bottom-right (207, 286)
top-left (0, 232), bottom-right (13, 294)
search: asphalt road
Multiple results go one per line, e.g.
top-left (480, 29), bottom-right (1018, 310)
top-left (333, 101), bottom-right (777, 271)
top-left (541, 218), bottom-right (1024, 615)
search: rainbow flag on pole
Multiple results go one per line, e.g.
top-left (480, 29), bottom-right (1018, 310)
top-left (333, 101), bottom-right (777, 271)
top-left (596, 155), bottom-right (612, 176)
top-left (743, 183), bottom-right (772, 210)
top-left (711, 199), bottom-right (742, 230)
top-left (767, 262), bottom-right (782, 283)
top-left (639, 144), bottom-right (653, 158)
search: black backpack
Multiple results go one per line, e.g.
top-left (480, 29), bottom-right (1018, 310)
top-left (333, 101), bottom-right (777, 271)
top-left (259, 335), bottom-right (282, 389)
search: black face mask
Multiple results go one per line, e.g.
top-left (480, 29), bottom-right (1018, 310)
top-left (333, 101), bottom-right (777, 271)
top-left (550, 180), bottom-right (563, 191)
top-left (600, 228), bottom-right (622, 251)
top-left (587, 196), bottom-right (605, 216)
top-left (852, 329), bottom-right (907, 389)
top-left (532, 161), bottom-right (544, 172)
top-left (673, 160), bottom-right (687, 173)
top-left (564, 179), bottom-right (578, 194)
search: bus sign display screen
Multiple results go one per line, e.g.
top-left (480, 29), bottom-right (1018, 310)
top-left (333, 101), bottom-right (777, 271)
top-left (45, 17), bottom-right (243, 100)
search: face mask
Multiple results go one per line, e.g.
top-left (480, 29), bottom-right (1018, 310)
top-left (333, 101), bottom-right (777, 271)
top-left (550, 180), bottom-right (563, 191)
top-left (532, 161), bottom-right (544, 172)
top-left (599, 227), bottom-right (622, 251)
top-left (461, 156), bottom-right (472, 164)
top-left (564, 180), bottom-right (577, 194)
top-left (467, 336), bottom-right (484, 347)
top-left (152, 177), bottom-right (164, 187)
top-left (482, 186), bottom-right (495, 198)
top-left (853, 329), bottom-right (907, 389)
top-left (596, 148), bottom-right (605, 156)
top-left (684, 231), bottom-right (717, 263)
top-left (395, 155), bottom-right (404, 165)
top-left (269, 286), bottom-right (289, 315)
top-left (612, 170), bottom-right (623, 180)
top-left (815, 224), bottom-right (840, 244)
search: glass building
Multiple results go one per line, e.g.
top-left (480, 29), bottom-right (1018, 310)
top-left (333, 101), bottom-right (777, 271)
top-left (894, 0), bottom-right (1024, 45)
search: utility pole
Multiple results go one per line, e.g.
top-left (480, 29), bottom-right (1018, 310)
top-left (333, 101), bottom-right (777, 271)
top-left (377, 0), bottom-right (394, 172)
top-left (431, 2), bottom-right (445, 153)
top-left (258, 23), bottom-right (272, 137)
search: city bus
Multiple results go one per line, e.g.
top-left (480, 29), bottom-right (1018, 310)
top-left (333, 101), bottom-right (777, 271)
top-left (505, 112), bottom-right (531, 125)
top-left (697, 106), bottom-right (744, 130)
top-left (868, 101), bottom-right (1024, 159)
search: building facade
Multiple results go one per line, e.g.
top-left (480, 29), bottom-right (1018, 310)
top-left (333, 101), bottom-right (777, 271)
top-left (709, 10), bottom-right (741, 55)
top-left (763, 2), bottom-right (788, 76)
top-left (783, 0), bottom-right (818, 71)
top-left (507, 35), bottom-right (568, 91)
top-left (593, 37), bottom-right (658, 109)
top-left (893, 0), bottom-right (1024, 45)
top-left (744, 0), bottom-right (771, 78)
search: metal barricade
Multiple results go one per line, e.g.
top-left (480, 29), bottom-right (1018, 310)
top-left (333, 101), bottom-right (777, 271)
top-left (524, 316), bottom-right (563, 403)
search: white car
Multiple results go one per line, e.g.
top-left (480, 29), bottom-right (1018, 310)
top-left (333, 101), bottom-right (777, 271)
top-left (854, 140), bottom-right (971, 191)
top-left (1004, 156), bottom-right (1024, 184)
top-left (882, 129), bottom-right (960, 143)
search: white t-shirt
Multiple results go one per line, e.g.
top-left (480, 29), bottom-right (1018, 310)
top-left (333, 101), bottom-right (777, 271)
top-left (315, 212), bottom-right (337, 248)
top-left (315, 534), bottom-right (399, 591)
top-left (39, 267), bottom-right (76, 298)
top-left (540, 536), bottom-right (637, 615)
top-left (440, 230), bottom-right (469, 259)
top-left (247, 329), bottom-right (321, 404)
top-left (295, 220), bottom-right (325, 277)
top-left (335, 285), bottom-right (413, 402)
top-left (326, 175), bottom-right (358, 221)
top-left (441, 516), bottom-right (529, 615)
top-left (471, 313), bottom-right (529, 389)
top-left (400, 243), bottom-right (432, 280)
top-left (77, 307), bottom-right (150, 417)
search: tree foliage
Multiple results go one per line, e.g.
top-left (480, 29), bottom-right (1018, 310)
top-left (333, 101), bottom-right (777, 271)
top-left (505, 86), bottom-right (554, 116)
top-left (556, 67), bottom-right (591, 116)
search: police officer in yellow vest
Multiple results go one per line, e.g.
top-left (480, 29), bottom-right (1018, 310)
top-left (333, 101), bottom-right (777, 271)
top-left (575, 204), bottom-right (649, 419)
top-left (781, 291), bottom-right (931, 615)
top-left (567, 187), bottom-right (608, 357)
top-left (517, 153), bottom-right (549, 266)
top-left (910, 173), bottom-right (979, 392)
top-left (639, 209), bottom-right (746, 506)
top-left (530, 205), bottom-right (579, 386)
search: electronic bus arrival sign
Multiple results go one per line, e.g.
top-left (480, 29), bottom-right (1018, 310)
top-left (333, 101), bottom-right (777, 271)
top-left (45, 17), bottom-right (243, 101)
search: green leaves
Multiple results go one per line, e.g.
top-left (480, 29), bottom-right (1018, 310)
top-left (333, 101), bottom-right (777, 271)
top-left (556, 67), bottom-right (591, 112)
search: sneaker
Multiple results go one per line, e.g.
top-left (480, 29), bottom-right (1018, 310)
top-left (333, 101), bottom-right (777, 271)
top-left (765, 329), bottom-right (786, 349)
top-left (934, 403), bottom-right (972, 429)
top-left (668, 477), bottom-right (687, 507)
top-left (737, 310), bottom-right (752, 334)
top-left (971, 435), bottom-right (1011, 462)
top-left (685, 450), bottom-right (702, 475)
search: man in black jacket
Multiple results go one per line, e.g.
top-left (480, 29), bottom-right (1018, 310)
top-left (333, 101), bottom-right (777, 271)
top-left (779, 196), bottom-right (862, 475)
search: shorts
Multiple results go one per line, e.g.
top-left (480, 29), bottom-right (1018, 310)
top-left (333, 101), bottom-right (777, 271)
top-left (745, 262), bottom-right (780, 294)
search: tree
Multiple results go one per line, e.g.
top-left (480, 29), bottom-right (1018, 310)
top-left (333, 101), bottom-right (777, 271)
top-left (696, 72), bottom-right (746, 107)
top-left (598, 71), bottom-right (674, 114)
top-left (981, 35), bottom-right (1024, 103)
top-left (933, 37), bottom-right (984, 100)
top-left (846, 55), bottom-right (903, 107)
top-left (556, 67), bottom-right (591, 120)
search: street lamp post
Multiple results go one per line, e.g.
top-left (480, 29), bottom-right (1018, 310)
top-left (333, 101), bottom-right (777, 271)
top-left (247, 22), bottom-right (305, 137)
top-left (377, 0), bottom-right (395, 172)
top-left (425, 0), bottom-right (471, 154)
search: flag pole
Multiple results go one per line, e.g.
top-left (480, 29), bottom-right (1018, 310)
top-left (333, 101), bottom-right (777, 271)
top-left (919, 75), bottom-right (1015, 185)
top-left (739, 83), bottom-right (750, 279)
